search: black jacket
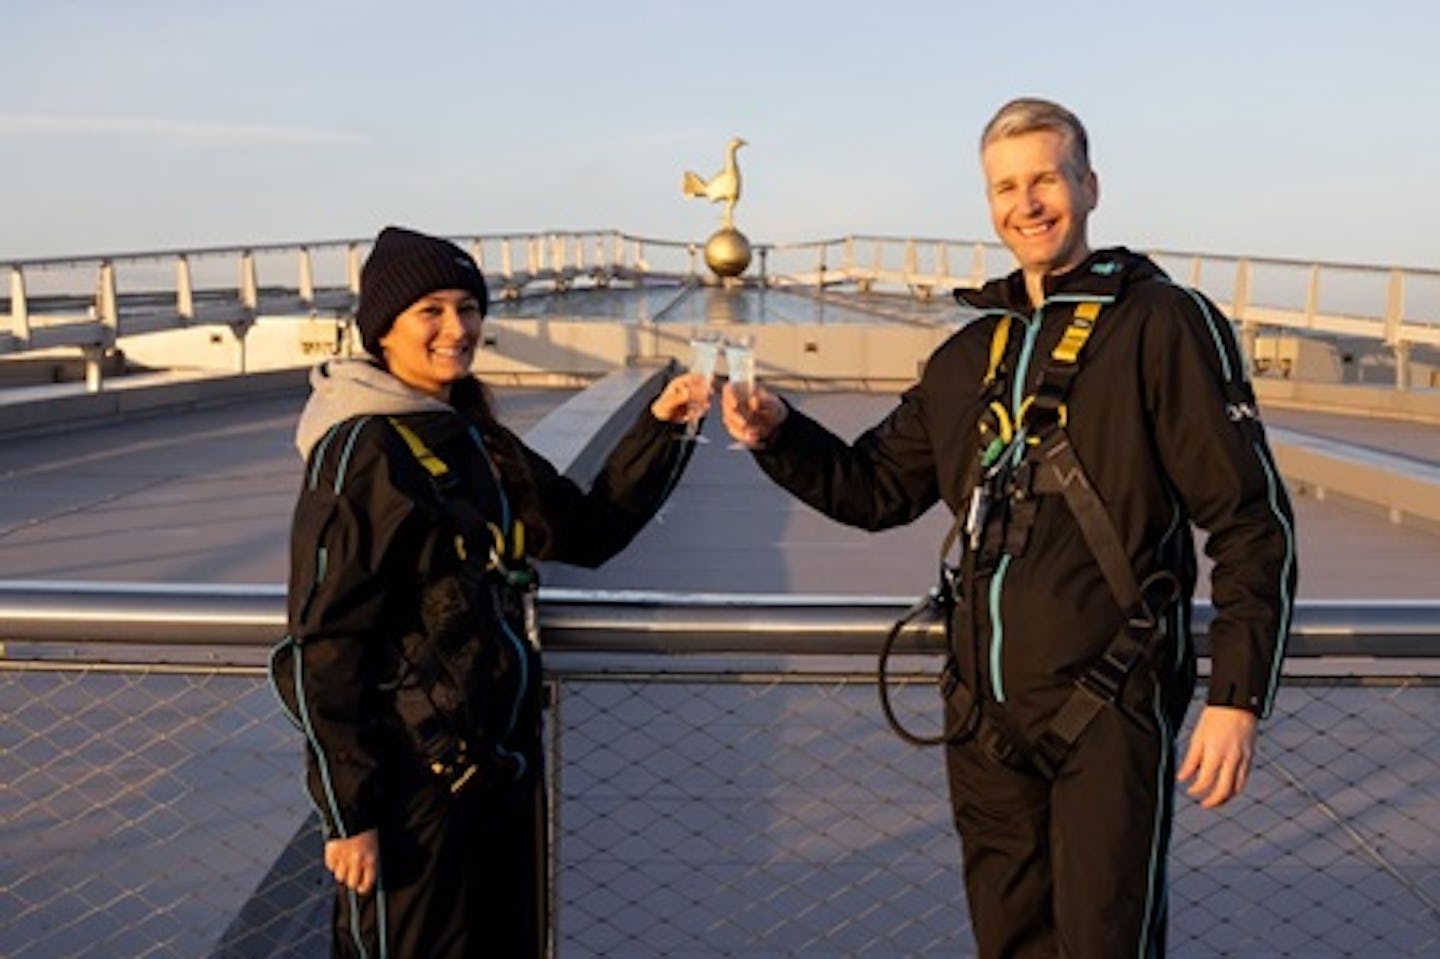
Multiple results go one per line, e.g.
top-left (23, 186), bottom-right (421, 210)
top-left (281, 371), bottom-right (689, 838)
top-left (754, 248), bottom-right (1296, 740)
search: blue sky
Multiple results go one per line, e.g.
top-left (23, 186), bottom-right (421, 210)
top-left (1, 0), bottom-right (1435, 267)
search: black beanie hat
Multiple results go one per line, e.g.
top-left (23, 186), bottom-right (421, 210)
top-left (354, 226), bottom-right (490, 357)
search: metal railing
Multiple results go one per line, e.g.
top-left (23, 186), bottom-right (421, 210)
top-left (0, 232), bottom-right (699, 384)
top-left (3, 584), bottom-right (1439, 956)
top-left (3, 580), bottom-right (1439, 656)
top-left (764, 235), bottom-right (1440, 386)
top-left (5, 232), bottom-right (1437, 391)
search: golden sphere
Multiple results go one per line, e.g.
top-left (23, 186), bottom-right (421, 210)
top-left (704, 228), bottom-right (752, 278)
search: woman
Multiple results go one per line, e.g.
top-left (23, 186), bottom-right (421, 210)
top-left (272, 225), bottom-right (705, 957)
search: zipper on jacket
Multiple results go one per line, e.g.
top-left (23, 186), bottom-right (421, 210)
top-left (986, 308), bottom-right (1042, 703)
top-left (984, 295), bottom-right (1113, 703)
top-left (465, 425), bottom-right (532, 771)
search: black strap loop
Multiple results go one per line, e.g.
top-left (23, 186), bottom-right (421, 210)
top-left (878, 587), bottom-right (975, 747)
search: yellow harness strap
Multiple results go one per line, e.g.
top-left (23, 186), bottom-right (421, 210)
top-left (388, 418), bottom-right (451, 480)
top-left (982, 300), bottom-right (1103, 387)
top-left (1051, 300), bottom-right (1102, 365)
top-left (983, 316), bottom-right (1011, 387)
top-left (388, 417), bottom-right (527, 564)
top-left (981, 301), bottom-right (1104, 443)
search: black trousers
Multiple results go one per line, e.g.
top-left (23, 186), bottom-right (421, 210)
top-left (945, 690), bottom-right (1181, 959)
top-left (331, 764), bottom-right (547, 959)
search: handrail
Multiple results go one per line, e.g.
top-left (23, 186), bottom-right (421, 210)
top-left (1, 580), bottom-right (1436, 659)
top-left (7, 231), bottom-right (1438, 279)
top-left (4, 230), bottom-right (1436, 392)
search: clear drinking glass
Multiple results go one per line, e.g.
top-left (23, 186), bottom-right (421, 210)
top-left (681, 329), bottom-right (720, 443)
top-left (724, 335), bottom-right (755, 450)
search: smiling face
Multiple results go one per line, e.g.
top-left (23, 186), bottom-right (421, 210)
top-left (982, 128), bottom-right (1098, 304)
top-left (377, 289), bottom-right (484, 399)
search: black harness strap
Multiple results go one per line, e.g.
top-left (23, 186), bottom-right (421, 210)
top-left (1028, 570), bottom-right (1177, 778)
top-left (1029, 432), bottom-right (1141, 611)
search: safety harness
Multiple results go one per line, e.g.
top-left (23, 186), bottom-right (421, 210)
top-left (388, 419), bottom-right (537, 604)
top-left (880, 300), bottom-right (1179, 779)
top-left (385, 417), bottom-right (540, 791)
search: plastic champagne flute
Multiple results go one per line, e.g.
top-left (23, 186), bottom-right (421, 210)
top-left (724, 335), bottom-right (755, 450)
top-left (682, 331), bottom-right (720, 443)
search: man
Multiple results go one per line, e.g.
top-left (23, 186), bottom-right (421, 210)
top-left (722, 97), bottom-right (1296, 957)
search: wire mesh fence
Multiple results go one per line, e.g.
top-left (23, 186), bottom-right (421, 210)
top-left (2, 656), bottom-right (1437, 957)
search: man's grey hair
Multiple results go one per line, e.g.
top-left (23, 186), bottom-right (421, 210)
top-left (981, 97), bottom-right (1091, 176)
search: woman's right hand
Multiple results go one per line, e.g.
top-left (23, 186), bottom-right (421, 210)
top-left (325, 828), bottom-right (379, 895)
top-left (651, 371), bottom-right (713, 423)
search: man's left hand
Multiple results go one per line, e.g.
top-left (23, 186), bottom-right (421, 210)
top-left (1177, 705), bottom-right (1258, 809)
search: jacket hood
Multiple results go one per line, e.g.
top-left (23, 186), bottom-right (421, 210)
top-left (294, 359), bottom-right (454, 458)
top-left (955, 246), bottom-right (1167, 313)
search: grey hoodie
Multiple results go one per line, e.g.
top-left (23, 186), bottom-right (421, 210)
top-left (294, 359), bottom-right (452, 460)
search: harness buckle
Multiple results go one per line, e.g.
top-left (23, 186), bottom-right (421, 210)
top-left (979, 718), bottom-right (1030, 771)
top-left (1007, 460), bottom-right (1035, 502)
top-left (964, 485), bottom-right (991, 551)
top-left (1077, 650), bottom-right (1130, 703)
top-left (938, 564), bottom-right (962, 607)
top-left (1028, 731), bottom-right (1065, 780)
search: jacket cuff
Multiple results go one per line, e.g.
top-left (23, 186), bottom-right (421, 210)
top-left (322, 804), bottom-right (378, 841)
top-left (1204, 671), bottom-right (1268, 717)
top-left (750, 399), bottom-right (798, 455)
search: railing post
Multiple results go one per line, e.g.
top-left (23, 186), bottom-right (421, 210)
top-left (592, 234), bottom-right (611, 287)
top-left (971, 243), bottom-right (986, 288)
top-left (91, 260), bottom-right (120, 394)
top-left (1232, 258), bottom-right (1252, 319)
top-left (344, 243), bottom-right (362, 353)
top-left (1394, 341), bottom-right (1412, 392)
top-left (80, 345), bottom-right (104, 392)
top-left (236, 251), bottom-right (258, 374)
top-left (501, 239), bottom-right (514, 281)
top-left (936, 242), bottom-right (950, 288)
top-left (1303, 264), bottom-right (1319, 329)
top-left (176, 255), bottom-right (195, 322)
top-left (9, 265), bottom-right (31, 346)
top-left (1234, 259), bottom-right (1256, 373)
top-left (97, 260), bottom-right (119, 345)
top-left (469, 239), bottom-right (485, 272)
top-left (1386, 269), bottom-right (1407, 391)
top-left (240, 250), bottom-right (258, 312)
top-left (298, 247), bottom-right (315, 310)
top-left (346, 243), bottom-right (362, 299)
